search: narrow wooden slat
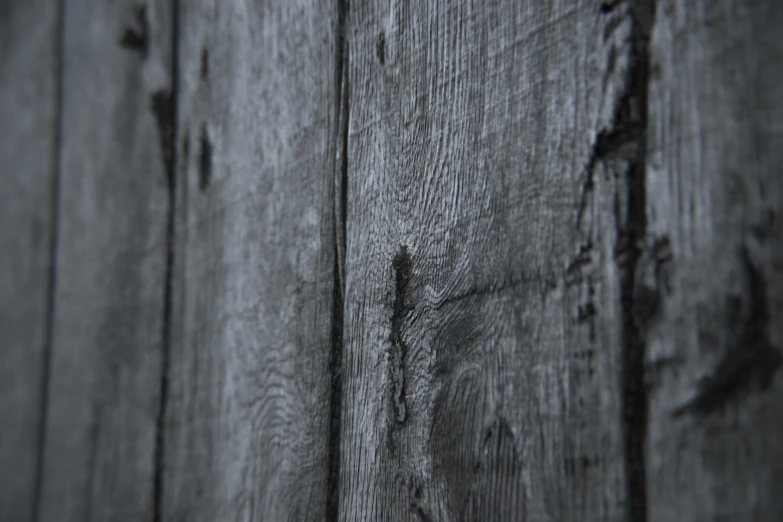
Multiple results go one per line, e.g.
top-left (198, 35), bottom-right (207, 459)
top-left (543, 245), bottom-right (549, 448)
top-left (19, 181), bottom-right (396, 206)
top-left (161, 1), bottom-right (340, 520)
top-left (645, 1), bottom-right (783, 520)
top-left (36, 1), bottom-right (173, 520)
top-left (0, 1), bottom-right (59, 520)
top-left (340, 1), bottom-right (647, 520)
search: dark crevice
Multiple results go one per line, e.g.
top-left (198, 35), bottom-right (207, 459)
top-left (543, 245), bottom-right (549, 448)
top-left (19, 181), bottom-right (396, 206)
top-left (609, 2), bottom-right (655, 522)
top-left (153, 1), bottom-right (179, 521)
top-left (326, 1), bottom-right (349, 521)
top-left (389, 246), bottom-right (413, 425)
top-left (197, 123), bottom-right (212, 192)
top-left (32, 0), bottom-right (66, 519)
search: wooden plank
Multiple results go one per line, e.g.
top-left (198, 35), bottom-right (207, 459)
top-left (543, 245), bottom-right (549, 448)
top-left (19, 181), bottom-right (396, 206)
top-left (0, 1), bottom-right (59, 520)
top-left (35, 1), bottom-right (174, 521)
top-left (161, 1), bottom-right (341, 520)
top-left (644, 1), bottom-right (783, 520)
top-left (340, 1), bottom-right (652, 520)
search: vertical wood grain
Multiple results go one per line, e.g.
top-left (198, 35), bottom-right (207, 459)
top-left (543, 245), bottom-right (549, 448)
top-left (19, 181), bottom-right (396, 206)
top-left (645, 0), bottom-right (783, 520)
top-left (340, 1), bottom-right (651, 520)
top-left (35, 1), bottom-right (174, 520)
top-left (161, 1), bottom-right (341, 520)
top-left (0, 1), bottom-right (59, 520)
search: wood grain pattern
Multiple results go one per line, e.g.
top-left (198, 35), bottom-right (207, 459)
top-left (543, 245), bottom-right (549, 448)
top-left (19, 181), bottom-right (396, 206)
top-left (161, 1), bottom-right (341, 520)
top-left (35, 1), bottom-right (174, 521)
top-left (0, 1), bottom-right (59, 520)
top-left (340, 1), bottom-right (650, 520)
top-left (644, 0), bottom-right (783, 520)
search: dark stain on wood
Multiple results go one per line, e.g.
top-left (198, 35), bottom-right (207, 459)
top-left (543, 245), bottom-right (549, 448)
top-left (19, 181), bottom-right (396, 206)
top-left (376, 31), bottom-right (386, 65)
top-left (197, 124), bottom-right (212, 192)
top-left (672, 245), bottom-right (782, 418)
top-left (150, 90), bottom-right (174, 189)
top-left (119, 5), bottom-right (149, 58)
top-left (200, 47), bottom-right (209, 82)
top-left (389, 245), bottom-right (413, 424)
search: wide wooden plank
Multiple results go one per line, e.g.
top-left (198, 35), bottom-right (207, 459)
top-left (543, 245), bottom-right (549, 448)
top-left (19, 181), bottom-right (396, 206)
top-left (0, 1), bottom-right (59, 520)
top-left (35, 1), bottom-right (174, 521)
top-left (340, 1), bottom-right (651, 520)
top-left (645, 1), bottom-right (783, 520)
top-left (161, 1), bottom-right (341, 520)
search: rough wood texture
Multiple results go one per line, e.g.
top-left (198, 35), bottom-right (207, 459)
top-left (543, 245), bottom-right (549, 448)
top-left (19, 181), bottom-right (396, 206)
top-left (644, 0), bottom-right (783, 520)
top-left (340, 1), bottom-right (651, 520)
top-left (0, 1), bottom-right (59, 520)
top-left (35, 1), bottom-right (173, 521)
top-left (161, 1), bottom-right (341, 520)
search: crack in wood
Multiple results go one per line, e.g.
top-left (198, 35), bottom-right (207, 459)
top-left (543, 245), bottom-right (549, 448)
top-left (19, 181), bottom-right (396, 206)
top-left (389, 245), bottom-right (413, 424)
top-left (604, 2), bottom-right (655, 521)
top-left (326, 2), bottom-right (349, 519)
top-left (152, 3), bottom-right (179, 521)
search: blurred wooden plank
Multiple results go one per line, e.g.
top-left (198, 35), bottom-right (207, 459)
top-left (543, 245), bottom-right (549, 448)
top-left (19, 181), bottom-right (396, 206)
top-left (645, 1), bottom-right (783, 520)
top-left (0, 1), bottom-right (59, 520)
top-left (35, 1), bottom-right (174, 521)
top-left (339, 1), bottom-right (649, 520)
top-left (161, 1), bottom-right (341, 520)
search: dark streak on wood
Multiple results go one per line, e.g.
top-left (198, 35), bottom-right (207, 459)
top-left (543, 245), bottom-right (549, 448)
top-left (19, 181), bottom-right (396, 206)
top-left (376, 31), bottom-right (385, 65)
top-left (197, 123), bottom-right (212, 192)
top-left (199, 47), bottom-right (208, 82)
top-left (119, 5), bottom-right (149, 58)
top-left (27, 1), bottom-right (65, 520)
top-left (389, 245), bottom-right (413, 425)
top-left (151, 90), bottom-right (175, 190)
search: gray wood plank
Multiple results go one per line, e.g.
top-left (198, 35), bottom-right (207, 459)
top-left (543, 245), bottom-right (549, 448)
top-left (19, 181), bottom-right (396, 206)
top-left (161, 1), bottom-right (341, 520)
top-left (0, 1), bottom-right (59, 520)
top-left (644, 1), bottom-right (783, 520)
top-left (35, 1), bottom-right (174, 521)
top-left (340, 1), bottom-right (650, 520)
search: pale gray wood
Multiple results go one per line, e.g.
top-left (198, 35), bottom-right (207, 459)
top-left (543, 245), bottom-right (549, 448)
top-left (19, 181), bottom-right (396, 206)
top-left (162, 1), bottom-right (340, 520)
top-left (644, 0), bottom-right (783, 520)
top-left (35, 1), bottom-right (173, 521)
top-left (340, 1), bottom-right (647, 520)
top-left (0, 1), bottom-right (59, 520)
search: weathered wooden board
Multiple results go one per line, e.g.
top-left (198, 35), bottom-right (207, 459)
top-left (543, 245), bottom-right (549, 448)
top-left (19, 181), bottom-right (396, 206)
top-left (35, 1), bottom-right (174, 521)
top-left (340, 1), bottom-right (652, 520)
top-left (644, 0), bottom-right (783, 520)
top-left (161, 1), bottom-right (341, 520)
top-left (0, 1), bottom-right (59, 520)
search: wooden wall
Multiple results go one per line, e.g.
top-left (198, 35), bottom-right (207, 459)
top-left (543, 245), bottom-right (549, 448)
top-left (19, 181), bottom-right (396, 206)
top-left (1, 0), bottom-right (781, 521)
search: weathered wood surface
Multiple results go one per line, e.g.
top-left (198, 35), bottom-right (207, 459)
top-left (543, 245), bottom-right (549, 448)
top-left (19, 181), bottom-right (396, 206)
top-left (339, 1), bottom-right (653, 520)
top-left (2, 0), bottom-right (782, 520)
top-left (161, 1), bottom-right (341, 520)
top-left (35, 1), bottom-right (174, 521)
top-left (0, 1), bottom-right (59, 520)
top-left (644, 0), bottom-right (783, 520)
